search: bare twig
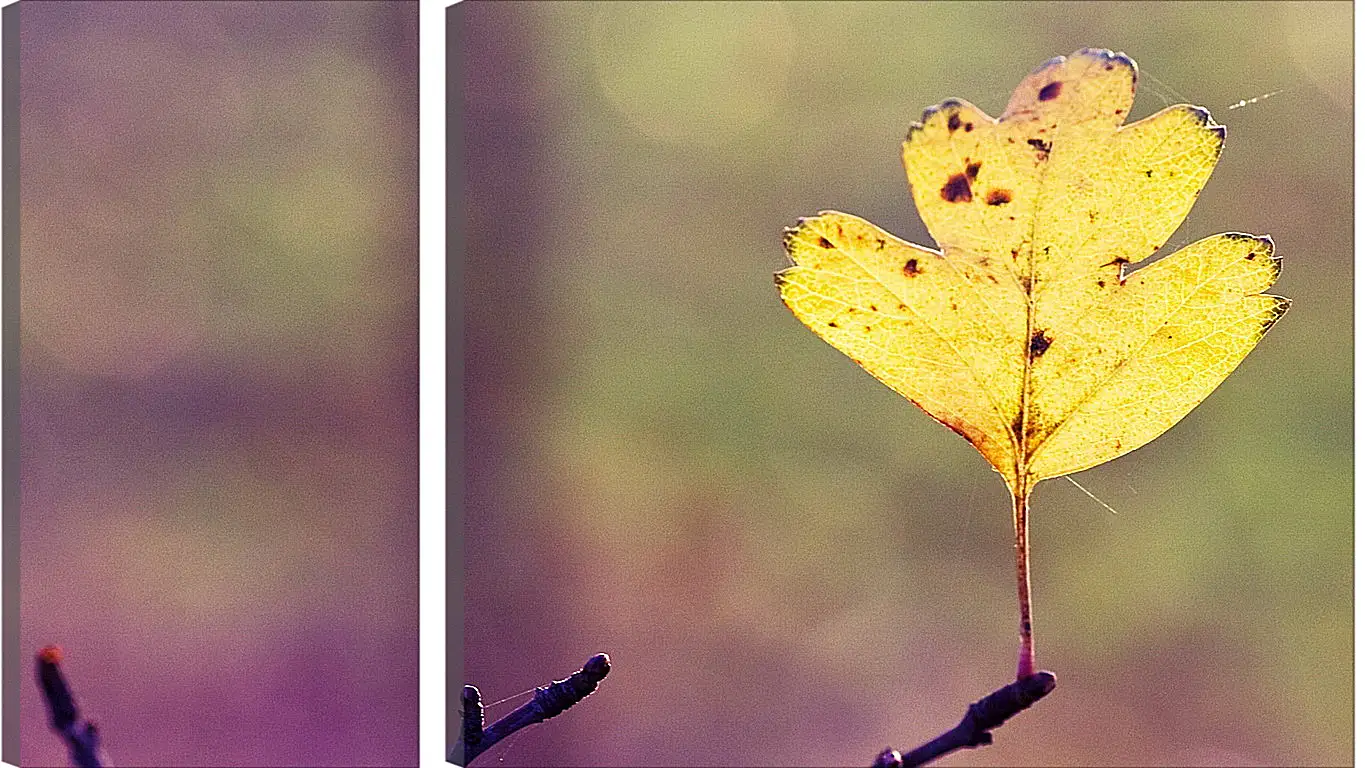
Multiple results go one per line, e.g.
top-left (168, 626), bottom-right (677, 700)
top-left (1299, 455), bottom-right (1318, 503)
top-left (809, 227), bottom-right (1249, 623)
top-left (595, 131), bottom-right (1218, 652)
top-left (35, 646), bottom-right (104, 768)
top-left (873, 671), bottom-right (1056, 767)
top-left (452, 653), bottom-right (612, 766)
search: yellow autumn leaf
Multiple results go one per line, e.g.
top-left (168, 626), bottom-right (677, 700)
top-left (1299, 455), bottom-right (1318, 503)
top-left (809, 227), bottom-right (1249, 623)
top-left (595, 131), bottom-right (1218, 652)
top-left (775, 48), bottom-right (1288, 679)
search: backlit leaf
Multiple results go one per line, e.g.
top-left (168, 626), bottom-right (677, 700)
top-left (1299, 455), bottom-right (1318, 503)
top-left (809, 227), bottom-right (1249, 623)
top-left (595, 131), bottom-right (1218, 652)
top-left (776, 49), bottom-right (1288, 498)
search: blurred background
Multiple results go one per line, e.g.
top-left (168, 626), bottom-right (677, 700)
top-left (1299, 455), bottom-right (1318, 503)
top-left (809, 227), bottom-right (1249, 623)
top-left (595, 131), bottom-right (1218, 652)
top-left (458, 2), bottom-right (1350, 766)
top-left (18, 3), bottom-right (417, 766)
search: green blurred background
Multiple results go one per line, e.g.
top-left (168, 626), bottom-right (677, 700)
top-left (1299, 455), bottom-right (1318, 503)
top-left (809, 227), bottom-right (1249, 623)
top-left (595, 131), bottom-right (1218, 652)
top-left (19, 3), bottom-right (417, 765)
top-left (459, 2), bottom-right (1349, 766)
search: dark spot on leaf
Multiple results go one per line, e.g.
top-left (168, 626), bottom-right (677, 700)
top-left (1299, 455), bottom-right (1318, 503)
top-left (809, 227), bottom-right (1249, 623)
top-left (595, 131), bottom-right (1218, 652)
top-left (966, 161), bottom-right (982, 180)
top-left (1245, 252), bottom-right (1255, 260)
top-left (846, 307), bottom-right (855, 313)
top-left (1105, 62), bottom-right (1115, 71)
top-left (987, 189), bottom-right (1012, 205)
top-left (903, 259), bottom-right (921, 276)
top-left (1103, 256), bottom-right (1129, 267)
top-left (1011, 248), bottom-right (1020, 259)
top-left (1038, 81), bottom-right (1062, 101)
top-left (1011, 411), bottom-right (1024, 439)
top-left (818, 236), bottom-right (835, 249)
top-left (897, 303), bottom-right (907, 311)
top-left (1028, 330), bottom-right (1052, 359)
top-left (1088, 210), bottom-right (1098, 223)
top-left (863, 325), bottom-right (871, 332)
top-left (947, 113), bottom-right (961, 131)
top-left (949, 300), bottom-right (958, 310)
top-left (965, 122), bottom-right (974, 132)
top-left (1144, 169), bottom-right (1153, 177)
top-left (869, 303), bottom-right (878, 311)
top-left (1097, 279), bottom-right (1106, 288)
top-left (1021, 276), bottom-right (1033, 292)
top-left (1027, 138), bottom-right (1051, 161)
top-left (940, 173), bottom-right (972, 202)
top-left (828, 321), bottom-right (838, 328)
top-left (875, 238), bottom-right (886, 250)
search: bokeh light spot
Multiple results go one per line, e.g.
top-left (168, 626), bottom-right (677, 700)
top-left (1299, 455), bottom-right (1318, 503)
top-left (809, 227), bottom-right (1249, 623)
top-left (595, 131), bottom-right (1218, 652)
top-left (590, 2), bottom-right (795, 146)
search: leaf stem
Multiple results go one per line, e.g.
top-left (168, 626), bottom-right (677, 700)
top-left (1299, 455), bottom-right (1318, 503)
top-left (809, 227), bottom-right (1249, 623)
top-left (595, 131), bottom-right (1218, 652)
top-left (1013, 489), bottom-right (1035, 680)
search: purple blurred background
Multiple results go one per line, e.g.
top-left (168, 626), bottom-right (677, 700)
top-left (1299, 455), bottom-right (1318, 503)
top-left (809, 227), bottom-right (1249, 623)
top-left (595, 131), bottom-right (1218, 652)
top-left (458, 2), bottom-right (1350, 766)
top-left (18, 3), bottom-right (417, 765)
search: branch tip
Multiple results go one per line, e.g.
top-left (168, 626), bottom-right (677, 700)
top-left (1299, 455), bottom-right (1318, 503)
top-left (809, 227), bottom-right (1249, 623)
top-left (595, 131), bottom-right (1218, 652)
top-left (461, 684), bottom-right (485, 752)
top-left (874, 747), bottom-right (904, 767)
top-left (888, 670), bottom-right (1057, 767)
top-left (583, 653), bottom-right (611, 678)
top-left (455, 653), bottom-right (614, 766)
top-left (35, 647), bottom-right (103, 768)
